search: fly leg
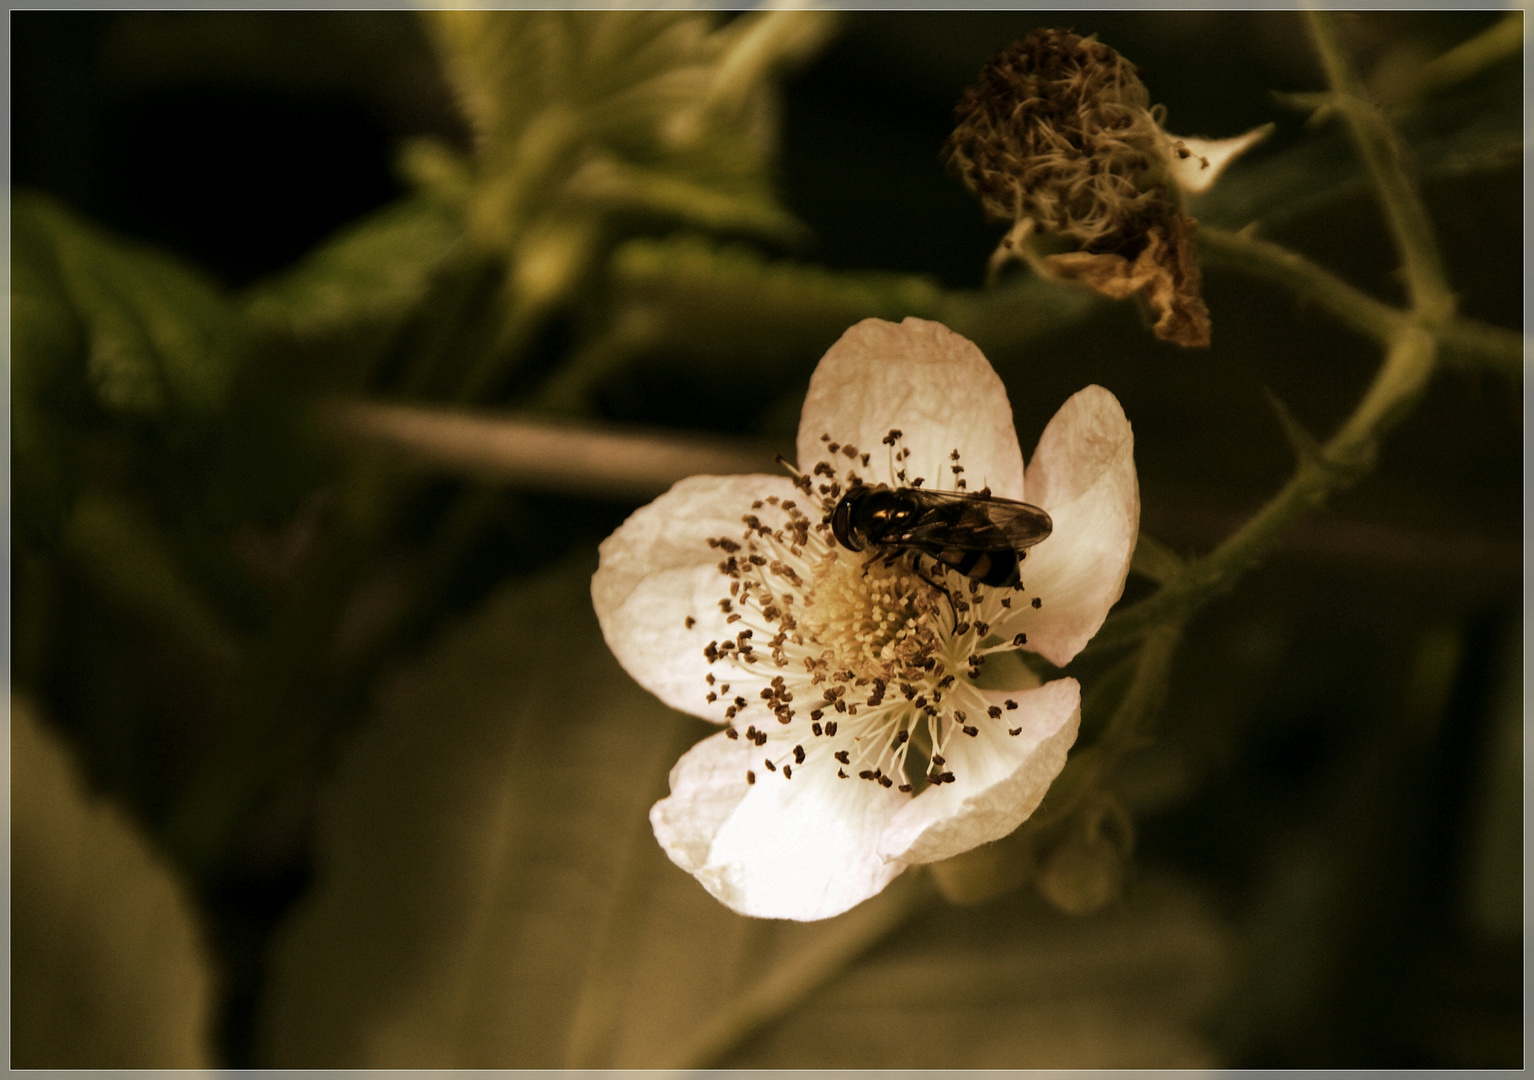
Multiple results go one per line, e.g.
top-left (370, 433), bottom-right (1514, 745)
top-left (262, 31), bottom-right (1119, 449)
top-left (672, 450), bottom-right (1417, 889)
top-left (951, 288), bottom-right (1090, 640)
top-left (909, 554), bottom-right (962, 634)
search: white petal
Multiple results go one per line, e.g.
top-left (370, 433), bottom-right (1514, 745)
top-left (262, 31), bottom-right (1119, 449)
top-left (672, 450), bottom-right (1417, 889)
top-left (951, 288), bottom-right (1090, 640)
top-left (796, 318), bottom-right (1026, 500)
top-left (651, 730), bottom-right (909, 921)
top-left (1163, 124), bottom-right (1272, 196)
top-left (877, 678), bottom-right (1081, 865)
top-left (1011, 385), bottom-right (1139, 668)
top-left (592, 473), bottom-right (800, 722)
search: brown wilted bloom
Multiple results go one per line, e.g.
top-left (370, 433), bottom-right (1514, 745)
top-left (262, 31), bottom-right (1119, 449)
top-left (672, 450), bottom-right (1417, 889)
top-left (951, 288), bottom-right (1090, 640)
top-left (945, 28), bottom-right (1268, 348)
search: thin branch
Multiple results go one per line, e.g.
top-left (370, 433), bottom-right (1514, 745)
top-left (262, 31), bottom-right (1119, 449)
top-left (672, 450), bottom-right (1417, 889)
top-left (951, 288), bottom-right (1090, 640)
top-left (1439, 317), bottom-right (1525, 379)
top-left (1305, 10), bottom-right (1456, 321)
top-left (1200, 225), bottom-right (1522, 377)
top-left (1384, 11), bottom-right (1524, 103)
top-left (1199, 225), bottom-right (1406, 343)
top-left (1097, 326), bottom-right (1438, 650)
top-left (325, 398), bottom-right (777, 498)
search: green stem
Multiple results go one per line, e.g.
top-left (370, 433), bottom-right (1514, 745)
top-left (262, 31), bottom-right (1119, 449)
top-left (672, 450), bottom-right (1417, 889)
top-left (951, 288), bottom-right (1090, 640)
top-left (1305, 10), bottom-right (1456, 322)
top-left (1439, 318), bottom-right (1525, 379)
top-left (1097, 326), bottom-right (1438, 650)
top-left (1397, 11), bottom-right (1524, 101)
top-left (1200, 225), bottom-right (1521, 376)
top-left (1198, 226), bottom-right (1406, 343)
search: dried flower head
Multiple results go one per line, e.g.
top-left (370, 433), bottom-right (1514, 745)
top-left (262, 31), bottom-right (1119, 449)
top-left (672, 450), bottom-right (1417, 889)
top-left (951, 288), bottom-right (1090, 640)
top-left (945, 28), bottom-right (1170, 248)
top-left (945, 28), bottom-right (1271, 349)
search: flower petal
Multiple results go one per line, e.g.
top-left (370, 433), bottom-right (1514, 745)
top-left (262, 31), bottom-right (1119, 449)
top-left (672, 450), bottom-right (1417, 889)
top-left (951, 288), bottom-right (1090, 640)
top-left (1163, 124), bottom-right (1272, 196)
top-left (1010, 385), bottom-right (1138, 667)
top-left (592, 473), bottom-right (800, 722)
top-left (877, 678), bottom-right (1081, 865)
top-left (651, 729), bottom-right (909, 920)
top-left (797, 318), bottom-right (1025, 499)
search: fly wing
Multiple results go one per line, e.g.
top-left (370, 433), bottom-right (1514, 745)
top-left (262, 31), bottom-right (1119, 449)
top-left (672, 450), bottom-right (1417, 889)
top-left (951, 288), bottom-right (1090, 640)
top-left (900, 490), bottom-right (1053, 551)
top-left (978, 495), bottom-right (1054, 549)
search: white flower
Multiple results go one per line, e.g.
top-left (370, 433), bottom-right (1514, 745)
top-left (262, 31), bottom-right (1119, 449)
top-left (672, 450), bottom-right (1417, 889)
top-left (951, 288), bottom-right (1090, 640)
top-left (592, 317), bottom-right (1138, 920)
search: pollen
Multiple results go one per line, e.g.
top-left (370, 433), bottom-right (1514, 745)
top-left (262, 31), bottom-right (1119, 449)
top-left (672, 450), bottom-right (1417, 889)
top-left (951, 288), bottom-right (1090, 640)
top-left (799, 552), bottom-right (942, 683)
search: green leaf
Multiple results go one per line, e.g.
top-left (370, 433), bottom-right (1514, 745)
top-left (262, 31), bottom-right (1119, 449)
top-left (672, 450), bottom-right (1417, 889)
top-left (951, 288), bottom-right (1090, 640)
top-left (564, 154), bottom-right (809, 244)
top-left (259, 553), bottom-right (925, 1067)
top-left (12, 200), bottom-right (92, 543)
top-left (14, 192), bottom-right (243, 423)
top-left (11, 696), bottom-right (216, 1068)
top-left (426, 10), bottom-right (833, 247)
top-left (63, 489), bottom-right (242, 671)
top-left (609, 235), bottom-right (1099, 365)
top-left (241, 194), bottom-right (465, 341)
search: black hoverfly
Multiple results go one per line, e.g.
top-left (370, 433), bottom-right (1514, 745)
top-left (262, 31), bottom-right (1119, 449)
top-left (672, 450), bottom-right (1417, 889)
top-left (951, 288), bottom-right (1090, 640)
top-left (830, 483), bottom-right (1053, 589)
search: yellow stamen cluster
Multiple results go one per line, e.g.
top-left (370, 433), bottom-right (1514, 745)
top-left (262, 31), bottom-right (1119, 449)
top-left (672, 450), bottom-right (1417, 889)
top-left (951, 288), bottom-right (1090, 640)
top-left (800, 551), bottom-right (940, 683)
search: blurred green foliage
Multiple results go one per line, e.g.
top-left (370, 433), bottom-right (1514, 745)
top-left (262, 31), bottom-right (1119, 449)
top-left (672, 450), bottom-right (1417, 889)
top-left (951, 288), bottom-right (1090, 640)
top-left (10, 8), bottom-right (1522, 1070)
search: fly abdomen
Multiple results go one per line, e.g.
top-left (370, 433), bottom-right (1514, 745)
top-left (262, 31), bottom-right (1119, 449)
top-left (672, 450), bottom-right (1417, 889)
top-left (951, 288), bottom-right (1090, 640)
top-left (937, 547), bottom-right (1020, 588)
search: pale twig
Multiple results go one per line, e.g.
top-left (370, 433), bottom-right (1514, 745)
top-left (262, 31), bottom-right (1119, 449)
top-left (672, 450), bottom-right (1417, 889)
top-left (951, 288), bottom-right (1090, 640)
top-left (325, 399), bottom-right (776, 498)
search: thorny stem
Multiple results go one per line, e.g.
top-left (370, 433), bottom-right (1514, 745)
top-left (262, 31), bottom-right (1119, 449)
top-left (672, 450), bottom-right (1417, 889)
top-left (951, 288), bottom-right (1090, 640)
top-left (1057, 13), bottom-right (1471, 864)
top-left (1198, 226), bottom-right (1405, 343)
top-left (1198, 226), bottom-right (1524, 377)
top-left (1304, 10), bottom-right (1456, 323)
top-left (1097, 14), bottom-right (1467, 656)
top-left (1096, 328), bottom-right (1438, 650)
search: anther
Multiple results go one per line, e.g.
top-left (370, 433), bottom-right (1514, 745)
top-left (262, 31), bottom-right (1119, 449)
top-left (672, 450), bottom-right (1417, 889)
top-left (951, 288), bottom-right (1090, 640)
top-left (1032, 596), bottom-right (1043, 609)
top-left (747, 770), bottom-right (756, 785)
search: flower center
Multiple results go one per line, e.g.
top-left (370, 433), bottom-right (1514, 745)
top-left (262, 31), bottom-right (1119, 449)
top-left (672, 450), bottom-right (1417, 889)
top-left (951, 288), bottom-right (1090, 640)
top-left (693, 432), bottom-right (1042, 793)
top-left (800, 550), bottom-right (942, 683)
